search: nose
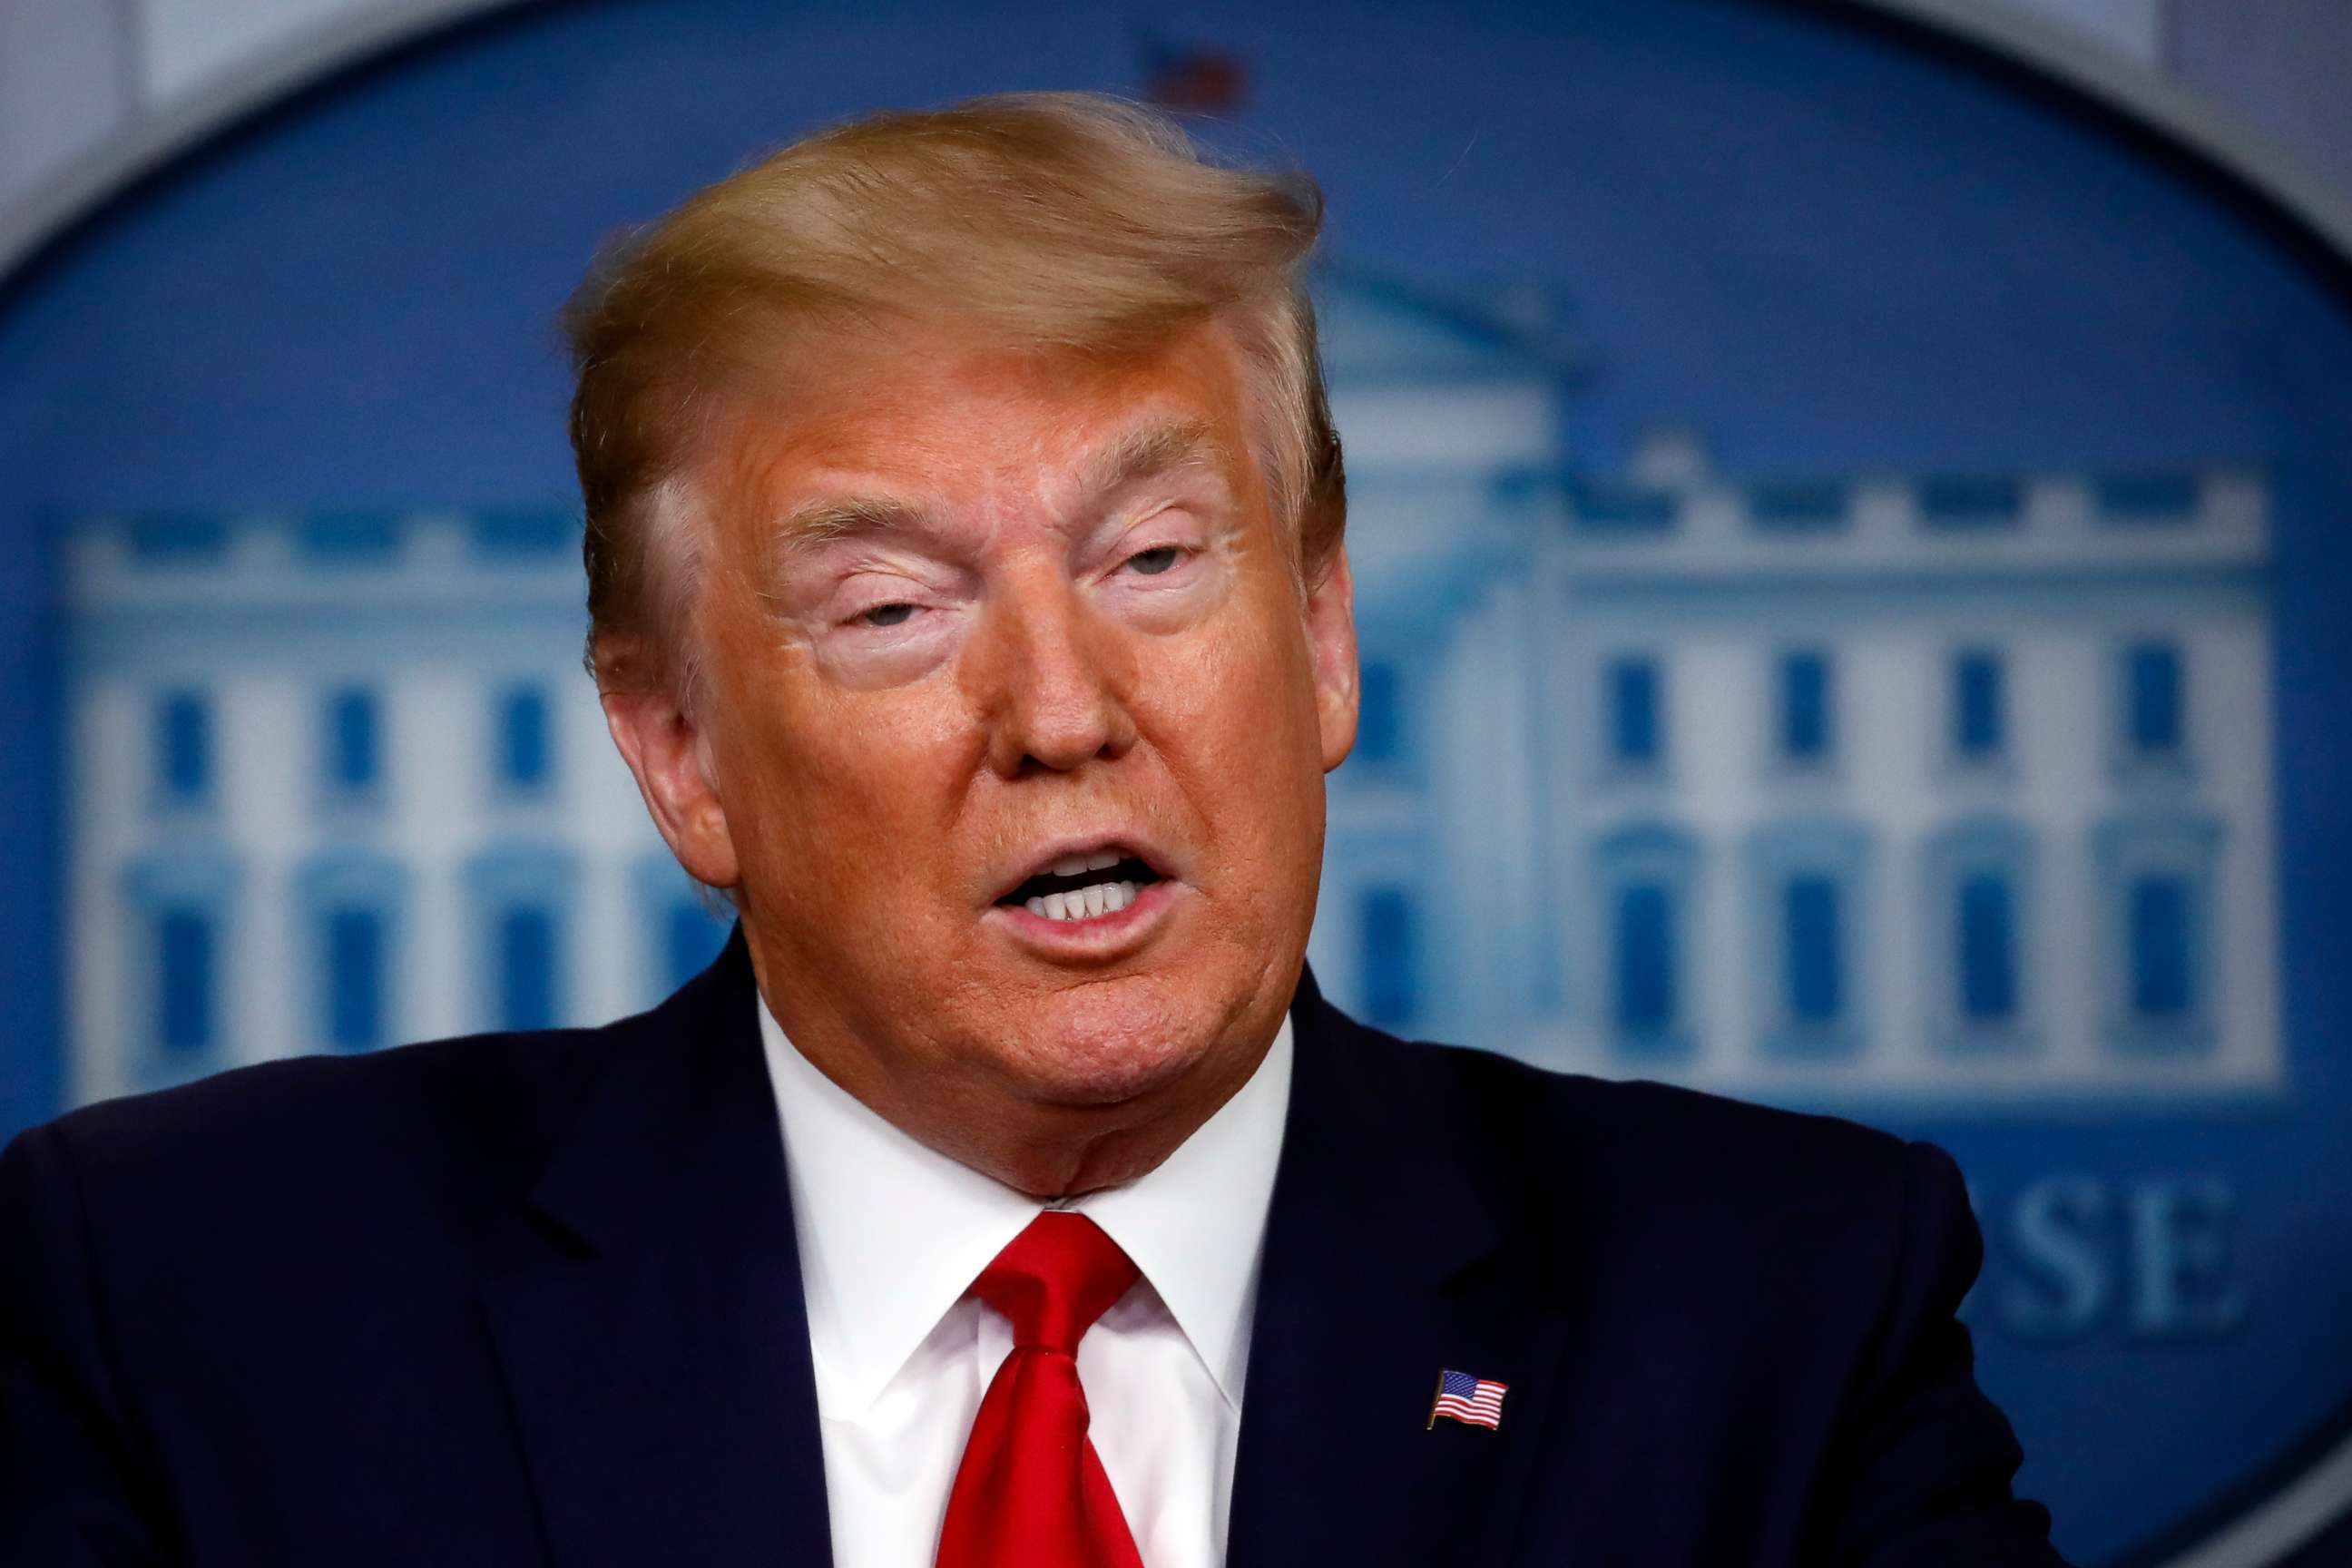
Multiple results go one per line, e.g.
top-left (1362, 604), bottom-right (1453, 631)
top-left (968, 569), bottom-right (1138, 778)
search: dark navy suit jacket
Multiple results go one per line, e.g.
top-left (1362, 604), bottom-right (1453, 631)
top-left (2, 936), bottom-right (2067, 1565)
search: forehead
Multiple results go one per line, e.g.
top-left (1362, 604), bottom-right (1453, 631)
top-left (703, 318), bottom-right (1263, 514)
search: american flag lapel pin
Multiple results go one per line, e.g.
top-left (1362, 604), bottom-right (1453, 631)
top-left (1426, 1367), bottom-right (1508, 1430)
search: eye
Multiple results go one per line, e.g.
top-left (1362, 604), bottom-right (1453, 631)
top-left (858, 602), bottom-right (918, 628)
top-left (1123, 545), bottom-right (1185, 577)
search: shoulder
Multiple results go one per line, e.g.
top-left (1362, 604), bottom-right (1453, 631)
top-left (1316, 1006), bottom-right (1960, 1289)
top-left (4, 1015), bottom-right (632, 1277)
top-left (34, 1023), bottom-right (584, 1165)
top-left (1344, 1013), bottom-right (1917, 1188)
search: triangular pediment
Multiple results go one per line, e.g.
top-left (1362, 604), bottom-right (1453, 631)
top-left (1311, 262), bottom-right (1577, 385)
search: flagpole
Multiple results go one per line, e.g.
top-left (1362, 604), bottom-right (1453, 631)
top-left (1426, 1372), bottom-right (1446, 1430)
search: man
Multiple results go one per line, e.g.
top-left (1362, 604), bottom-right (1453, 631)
top-left (0, 93), bottom-right (2067, 1565)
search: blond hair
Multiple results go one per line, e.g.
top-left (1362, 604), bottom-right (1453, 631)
top-left (562, 91), bottom-right (1346, 697)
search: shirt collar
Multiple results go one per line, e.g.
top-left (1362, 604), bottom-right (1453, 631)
top-left (760, 997), bottom-right (1292, 1418)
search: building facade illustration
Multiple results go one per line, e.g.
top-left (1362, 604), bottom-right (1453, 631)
top-left (63, 505), bottom-right (733, 1105)
top-left (64, 272), bottom-right (2282, 1113)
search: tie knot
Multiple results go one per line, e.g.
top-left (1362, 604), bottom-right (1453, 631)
top-left (971, 1211), bottom-right (1140, 1355)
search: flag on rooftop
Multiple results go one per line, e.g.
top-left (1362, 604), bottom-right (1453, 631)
top-left (1141, 34), bottom-right (1247, 112)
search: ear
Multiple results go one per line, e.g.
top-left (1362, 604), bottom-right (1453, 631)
top-left (1303, 544), bottom-right (1360, 773)
top-left (598, 649), bottom-right (741, 891)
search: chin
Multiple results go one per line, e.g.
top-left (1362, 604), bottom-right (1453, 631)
top-left (995, 974), bottom-right (1231, 1108)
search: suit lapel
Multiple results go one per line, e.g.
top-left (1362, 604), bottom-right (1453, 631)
top-left (1227, 974), bottom-right (1579, 1568)
top-left (481, 933), bottom-right (833, 1568)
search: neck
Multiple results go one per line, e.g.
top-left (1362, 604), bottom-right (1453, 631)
top-left (798, 1021), bottom-right (1273, 1198)
top-left (746, 965), bottom-right (1283, 1200)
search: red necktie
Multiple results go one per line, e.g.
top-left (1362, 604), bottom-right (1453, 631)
top-left (935, 1211), bottom-right (1144, 1568)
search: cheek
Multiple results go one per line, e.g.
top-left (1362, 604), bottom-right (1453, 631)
top-left (1153, 596), bottom-right (1325, 849)
top-left (714, 659), bottom-right (976, 909)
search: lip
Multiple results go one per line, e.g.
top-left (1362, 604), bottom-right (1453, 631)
top-left (985, 876), bottom-right (1184, 960)
top-left (986, 830), bottom-right (1180, 906)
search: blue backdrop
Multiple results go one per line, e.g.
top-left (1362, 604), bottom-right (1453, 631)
top-left (4, 3), bottom-right (2350, 1562)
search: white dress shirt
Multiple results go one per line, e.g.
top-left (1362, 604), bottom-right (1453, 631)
top-left (758, 1001), bottom-right (1293, 1568)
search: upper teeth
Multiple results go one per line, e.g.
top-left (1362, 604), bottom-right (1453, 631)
top-left (1028, 881), bottom-right (1141, 922)
top-left (1050, 849), bottom-right (1124, 877)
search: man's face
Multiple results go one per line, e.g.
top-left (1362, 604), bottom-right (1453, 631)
top-left (655, 317), bottom-right (1357, 1144)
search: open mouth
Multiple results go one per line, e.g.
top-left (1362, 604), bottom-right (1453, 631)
top-left (996, 848), bottom-right (1166, 923)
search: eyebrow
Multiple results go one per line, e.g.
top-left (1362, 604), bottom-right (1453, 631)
top-left (764, 493), bottom-right (932, 573)
top-left (761, 416), bottom-right (1235, 576)
top-left (1078, 416), bottom-right (1233, 499)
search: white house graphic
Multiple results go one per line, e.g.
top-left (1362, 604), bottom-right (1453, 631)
top-left (63, 505), bottom-right (726, 1104)
top-left (64, 270), bottom-right (2284, 1112)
